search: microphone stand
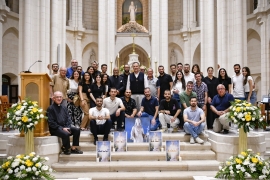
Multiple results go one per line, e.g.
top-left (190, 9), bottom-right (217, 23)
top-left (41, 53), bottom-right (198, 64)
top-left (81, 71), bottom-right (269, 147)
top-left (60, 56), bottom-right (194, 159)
top-left (23, 60), bottom-right (42, 73)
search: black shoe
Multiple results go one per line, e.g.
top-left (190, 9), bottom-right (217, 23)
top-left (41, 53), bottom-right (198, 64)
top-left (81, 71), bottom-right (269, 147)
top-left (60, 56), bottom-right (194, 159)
top-left (63, 149), bottom-right (71, 155)
top-left (71, 148), bottom-right (83, 154)
top-left (94, 138), bottom-right (98, 145)
top-left (223, 129), bottom-right (229, 134)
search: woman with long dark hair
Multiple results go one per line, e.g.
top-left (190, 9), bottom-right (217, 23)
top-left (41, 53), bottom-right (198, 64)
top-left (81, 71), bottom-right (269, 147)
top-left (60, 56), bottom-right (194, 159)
top-left (90, 74), bottom-right (106, 107)
top-left (242, 67), bottom-right (257, 105)
top-left (67, 71), bottom-right (83, 128)
top-left (171, 71), bottom-right (186, 105)
top-left (79, 72), bottom-right (92, 130)
top-left (218, 68), bottom-right (232, 94)
top-left (101, 73), bottom-right (109, 97)
top-left (192, 64), bottom-right (204, 78)
top-left (86, 66), bottom-right (95, 83)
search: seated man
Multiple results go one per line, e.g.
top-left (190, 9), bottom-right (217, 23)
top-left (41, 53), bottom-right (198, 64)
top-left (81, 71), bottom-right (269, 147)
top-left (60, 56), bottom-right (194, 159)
top-left (120, 89), bottom-right (137, 118)
top-left (137, 87), bottom-right (159, 131)
top-left (103, 87), bottom-right (125, 131)
top-left (183, 97), bottom-right (205, 144)
top-left (159, 90), bottom-right (181, 131)
top-left (89, 97), bottom-right (112, 145)
top-left (47, 91), bottom-right (83, 155)
top-left (210, 84), bottom-right (234, 134)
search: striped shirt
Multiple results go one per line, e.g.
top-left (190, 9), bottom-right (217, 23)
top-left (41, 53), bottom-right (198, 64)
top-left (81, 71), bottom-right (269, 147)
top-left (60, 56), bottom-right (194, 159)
top-left (192, 82), bottom-right (208, 104)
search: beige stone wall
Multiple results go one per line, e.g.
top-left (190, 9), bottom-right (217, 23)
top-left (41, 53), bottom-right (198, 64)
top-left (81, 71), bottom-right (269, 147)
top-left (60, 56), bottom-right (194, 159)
top-left (83, 0), bottom-right (98, 30)
top-left (168, 0), bottom-right (182, 31)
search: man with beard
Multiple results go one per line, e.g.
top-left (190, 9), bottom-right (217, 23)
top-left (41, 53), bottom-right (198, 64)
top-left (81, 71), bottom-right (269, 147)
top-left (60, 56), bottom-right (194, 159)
top-left (121, 89), bottom-right (137, 118)
top-left (157, 65), bottom-right (173, 101)
top-left (50, 63), bottom-right (59, 78)
top-left (66, 59), bottom-right (84, 78)
top-left (89, 97), bottom-right (112, 145)
top-left (170, 64), bottom-right (177, 81)
top-left (137, 88), bottom-right (159, 131)
top-left (100, 64), bottom-right (107, 75)
top-left (232, 64), bottom-right (245, 100)
top-left (159, 90), bottom-right (181, 132)
top-left (183, 64), bottom-right (195, 84)
top-left (177, 62), bottom-right (183, 72)
top-left (91, 60), bottom-right (101, 77)
top-left (183, 97), bottom-right (205, 144)
top-left (211, 84), bottom-right (234, 134)
top-left (126, 62), bottom-right (149, 110)
top-left (109, 67), bottom-right (125, 97)
top-left (192, 73), bottom-right (208, 111)
top-left (147, 68), bottom-right (160, 100)
top-left (120, 64), bottom-right (130, 93)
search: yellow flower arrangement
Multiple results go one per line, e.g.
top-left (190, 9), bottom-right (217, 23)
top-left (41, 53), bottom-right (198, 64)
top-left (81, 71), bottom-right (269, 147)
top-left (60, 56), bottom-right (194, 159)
top-left (227, 99), bottom-right (266, 133)
top-left (5, 99), bottom-right (47, 133)
top-left (216, 149), bottom-right (270, 180)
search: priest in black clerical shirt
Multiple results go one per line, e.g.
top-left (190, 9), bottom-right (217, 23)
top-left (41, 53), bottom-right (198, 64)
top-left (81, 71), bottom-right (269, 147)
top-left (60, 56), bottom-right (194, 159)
top-left (47, 91), bottom-right (83, 155)
top-left (108, 67), bottom-right (125, 97)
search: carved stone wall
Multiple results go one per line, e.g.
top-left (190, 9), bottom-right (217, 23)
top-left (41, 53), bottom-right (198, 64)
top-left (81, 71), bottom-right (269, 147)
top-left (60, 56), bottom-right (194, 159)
top-left (83, 0), bottom-right (98, 30)
top-left (168, 0), bottom-right (182, 31)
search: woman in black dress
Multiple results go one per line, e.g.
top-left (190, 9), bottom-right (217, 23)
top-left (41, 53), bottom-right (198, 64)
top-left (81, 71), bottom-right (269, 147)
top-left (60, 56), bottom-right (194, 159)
top-left (101, 73), bottom-right (109, 97)
top-left (218, 68), bottom-right (232, 94)
top-left (90, 74), bottom-right (106, 107)
top-left (203, 67), bottom-right (219, 129)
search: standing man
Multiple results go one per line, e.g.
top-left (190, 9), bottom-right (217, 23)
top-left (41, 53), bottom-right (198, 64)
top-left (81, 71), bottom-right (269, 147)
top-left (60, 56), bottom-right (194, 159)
top-left (103, 88), bottom-right (125, 131)
top-left (170, 64), bottom-right (177, 81)
top-left (211, 84), bottom-right (234, 134)
top-left (120, 64), bottom-right (130, 94)
top-left (50, 63), bottom-right (59, 78)
top-left (50, 67), bottom-right (70, 107)
top-left (66, 59), bottom-right (78, 78)
top-left (47, 91), bottom-right (83, 155)
top-left (89, 97), bottom-right (112, 145)
top-left (183, 97), bottom-right (205, 144)
top-left (159, 90), bottom-right (181, 132)
top-left (183, 64), bottom-right (195, 84)
top-left (147, 68), bottom-right (160, 99)
top-left (109, 67), bottom-right (125, 97)
top-left (92, 60), bottom-right (101, 77)
top-left (137, 88), bottom-right (159, 131)
top-left (100, 64), bottom-right (107, 75)
top-left (126, 62), bottom-right (149, 110)
top-left (121, 90), bottom-right (137, 118)
top-left (192, 73), bottom-right (208, 111)
top-left (177, 62), bottom-right (183, 72)
top-left (232, 64), bottom-right (245, 100)
top-left (158, 65), bottom-right (173, 101)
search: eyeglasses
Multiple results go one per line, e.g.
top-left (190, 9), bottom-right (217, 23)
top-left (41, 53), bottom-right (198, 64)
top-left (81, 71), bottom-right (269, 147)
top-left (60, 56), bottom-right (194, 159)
top-left (55, 96), bottom-right (63, 99)
top-left (217, 88), bottom-right (225, 90)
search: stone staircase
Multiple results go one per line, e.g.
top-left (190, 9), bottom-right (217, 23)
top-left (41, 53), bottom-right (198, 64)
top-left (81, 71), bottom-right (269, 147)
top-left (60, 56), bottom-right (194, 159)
top-left (52, 132), bottom-right (220, 180)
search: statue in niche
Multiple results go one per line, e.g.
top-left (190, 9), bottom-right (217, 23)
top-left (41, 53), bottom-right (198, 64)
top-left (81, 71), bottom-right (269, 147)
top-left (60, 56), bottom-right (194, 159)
top-left (90, 49), bottom-right (96, 63)
top-left (129, 1), bottom-right (137, 22)
top-left (170, 49), bottom-right (177, 64)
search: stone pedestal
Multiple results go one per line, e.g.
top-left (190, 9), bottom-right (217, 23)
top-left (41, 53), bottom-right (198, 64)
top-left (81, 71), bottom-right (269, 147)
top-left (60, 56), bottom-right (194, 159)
top-left (6, 135), bottom-right (60, 165)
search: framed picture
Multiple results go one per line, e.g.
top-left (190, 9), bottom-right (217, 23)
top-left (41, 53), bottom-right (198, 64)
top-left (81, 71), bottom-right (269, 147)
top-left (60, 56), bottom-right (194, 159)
top-left (113, 131), bottom-right (127, 152)
top-left (96, 141), bottom-right (111, 162)
top-left (125, 117), bottom-right (150, 143)
top-left (166, 140), bottom-right (180, 161)
top-left (149, 131), bottom-right (162, 151)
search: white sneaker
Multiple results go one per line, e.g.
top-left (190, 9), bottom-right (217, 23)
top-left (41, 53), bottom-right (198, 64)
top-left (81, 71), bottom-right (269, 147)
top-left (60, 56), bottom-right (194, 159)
top-left (190, 137), bottom-right (195, 144)
top-left (195, 137), bottom-right (204, 144)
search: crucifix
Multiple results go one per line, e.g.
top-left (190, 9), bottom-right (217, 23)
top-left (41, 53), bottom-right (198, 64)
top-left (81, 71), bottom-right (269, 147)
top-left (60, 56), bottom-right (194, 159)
top-left (131, 33), bottom-right (137, 54)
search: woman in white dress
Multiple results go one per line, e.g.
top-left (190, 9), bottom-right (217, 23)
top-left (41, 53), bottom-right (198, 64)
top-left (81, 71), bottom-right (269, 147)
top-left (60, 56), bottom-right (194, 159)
top-left (171, 71), bottom-right (186, 107)
top-left (130, 118), bottom-right (144, 143)
top-left (67, 71), bottom-right (83, 128)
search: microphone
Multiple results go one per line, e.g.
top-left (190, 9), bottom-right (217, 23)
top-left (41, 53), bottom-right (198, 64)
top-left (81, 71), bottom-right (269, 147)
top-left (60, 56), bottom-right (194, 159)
top-left (23, 60), bottom-right (42, 73)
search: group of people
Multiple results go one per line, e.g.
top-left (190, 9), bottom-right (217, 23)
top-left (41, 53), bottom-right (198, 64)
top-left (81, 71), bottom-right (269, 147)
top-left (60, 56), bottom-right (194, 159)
top-left (47, 59), bottom-right (257, 154)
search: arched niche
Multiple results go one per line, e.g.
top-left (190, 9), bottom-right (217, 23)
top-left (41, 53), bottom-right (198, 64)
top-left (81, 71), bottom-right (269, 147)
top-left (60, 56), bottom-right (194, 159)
top-left (168, 43), bottom-right (184, 65)
top-left (66, 44), bottom-right (72, 67)
top-left (82, 42), bottom-right (98, 71)
top-left (192, 43), bottom-right (201, 68)
top-left (254, 76), bottom-right (261, 101)
top-left (247, 28), bottom-right (261, 75)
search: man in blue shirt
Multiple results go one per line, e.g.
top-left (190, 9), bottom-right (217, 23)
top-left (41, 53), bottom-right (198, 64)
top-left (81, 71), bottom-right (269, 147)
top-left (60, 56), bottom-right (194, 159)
top-left (211, 84), bottom-right (234, 134)
top-left (137, 87), bottom-right (159, 131)
top-left (66, 59), bottom-right (84, 78)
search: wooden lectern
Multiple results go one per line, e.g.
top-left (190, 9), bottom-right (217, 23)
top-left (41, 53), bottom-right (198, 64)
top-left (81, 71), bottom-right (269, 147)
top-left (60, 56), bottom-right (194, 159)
top-left (20, 73), bottom-right (51, 137)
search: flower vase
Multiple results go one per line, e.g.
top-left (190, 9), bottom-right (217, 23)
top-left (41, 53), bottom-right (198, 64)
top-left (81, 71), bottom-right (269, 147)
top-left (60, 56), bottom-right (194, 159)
top-left (25, 130), bottom-right (34, 154)
top-left (238, 127), bottom-right (247, 153)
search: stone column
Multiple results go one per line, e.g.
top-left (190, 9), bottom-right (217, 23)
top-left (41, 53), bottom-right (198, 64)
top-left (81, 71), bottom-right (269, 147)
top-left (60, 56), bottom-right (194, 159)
top-left (50, 0), bottom-right (58, 66)
top-left (74, 0), bottom-right (84, 65)
top-left (182, 0), bottom-right (188, 31)
top-left (107, 0), bottom-right (115, 67)
top-left (217, 0), bottom-right (228, 70)
top-left (98, 0), bottom-right (107, 69)
top-left (151, 0), bottom-right (160, 73)
top-left (200, 0), bottom-right (215, 74)
top-left (159, 0), bottom-right (168, 71)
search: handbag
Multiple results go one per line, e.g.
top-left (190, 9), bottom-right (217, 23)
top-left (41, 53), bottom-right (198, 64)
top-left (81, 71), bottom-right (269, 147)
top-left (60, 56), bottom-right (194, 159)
top-left (73, 94), bottom-right (80, 107)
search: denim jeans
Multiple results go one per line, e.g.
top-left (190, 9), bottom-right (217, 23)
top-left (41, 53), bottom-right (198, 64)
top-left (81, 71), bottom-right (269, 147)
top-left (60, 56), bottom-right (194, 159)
top-left (183, 122), bottom-right (205, 138)
top-left (141, 112), bottom-right (160, 131)
top-left (245, 91), bottom-right (257, 105)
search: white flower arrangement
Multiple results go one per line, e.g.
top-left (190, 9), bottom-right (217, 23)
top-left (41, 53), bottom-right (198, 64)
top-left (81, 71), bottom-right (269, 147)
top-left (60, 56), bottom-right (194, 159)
top-left (6, 99), bottom-right (47, 133)
top-left (0, 152), bottom-right (54, 180)
top-left (215, 149), bottom-right (270, 180)
top-left (227, 99), bottom-right (266, 133)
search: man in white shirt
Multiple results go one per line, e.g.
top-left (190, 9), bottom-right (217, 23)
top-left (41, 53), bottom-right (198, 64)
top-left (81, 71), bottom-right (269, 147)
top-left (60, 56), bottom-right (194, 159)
top-left (126, 62), bottom-right (149, 110)
top-left (103, 87), bottom-right (126, 131)
top-left (183, 64), bottom-right (195, 84)
top-left (89, 97), bottom-right (112, 145)
top-left (231, 64), bottom-right (245, 100)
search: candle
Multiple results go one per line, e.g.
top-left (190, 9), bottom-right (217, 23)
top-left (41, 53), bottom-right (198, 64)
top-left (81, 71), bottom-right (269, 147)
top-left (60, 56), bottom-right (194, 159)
top-left (117, 53), bottom-right (119, 58)
top-left (179, 156), bottom-right (182, 161)
top-left (113, 148), bottom-right (115, 152)
top-left (148, 53), bottom-right (151, 58)
top-left (96, 157), bottom-right (99, 162)
top-left (161, 147), bottom-right (164, 152)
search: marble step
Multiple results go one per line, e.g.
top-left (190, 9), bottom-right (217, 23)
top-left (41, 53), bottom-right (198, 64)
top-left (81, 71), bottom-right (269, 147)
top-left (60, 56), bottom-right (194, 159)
top-left (75, 132), bottom-right (208, 143)
top-left (53, 171), bottom-right (218, 180)
top-left (58, 150), bottom-right (216, 161)
top-left (79, 141), bottom-right (212, 151)
top-left (52, 160), bottom-right (220, 172)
